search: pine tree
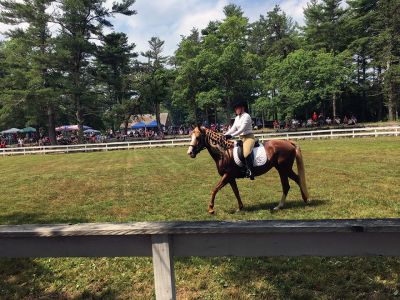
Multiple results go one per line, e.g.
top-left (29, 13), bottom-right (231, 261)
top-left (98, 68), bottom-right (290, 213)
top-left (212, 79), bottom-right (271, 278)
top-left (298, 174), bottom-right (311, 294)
top-left (96, 32), bottom-right (138, 133)
top-left (54, 0), bottom-right (136, 139)
top-left (0, 0), bottom-right (60, 144)
top-left (303, 0), bottom-right (348, 117)
top-left (140, 37), bottom-right (170, 129)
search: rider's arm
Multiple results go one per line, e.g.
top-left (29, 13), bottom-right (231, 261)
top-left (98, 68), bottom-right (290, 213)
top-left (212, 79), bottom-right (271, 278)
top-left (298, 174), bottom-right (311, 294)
top-left (224, 118), bottom-right (238, 136)
top-left (228, 114), bottom-right (252, 137)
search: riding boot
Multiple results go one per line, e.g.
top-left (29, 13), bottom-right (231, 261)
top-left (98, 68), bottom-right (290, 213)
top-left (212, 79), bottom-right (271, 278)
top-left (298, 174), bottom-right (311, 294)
top-left (245, 155), bottom-right (255, 180)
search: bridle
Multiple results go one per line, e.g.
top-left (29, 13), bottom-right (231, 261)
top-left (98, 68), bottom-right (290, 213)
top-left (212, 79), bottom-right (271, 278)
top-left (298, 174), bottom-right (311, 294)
top-left (190, 134), bottom-right (206, 155)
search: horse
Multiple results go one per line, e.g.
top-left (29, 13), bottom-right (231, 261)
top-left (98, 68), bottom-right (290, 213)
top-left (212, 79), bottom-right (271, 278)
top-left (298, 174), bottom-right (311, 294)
top-left (187, 126), bottom-right (309, 213)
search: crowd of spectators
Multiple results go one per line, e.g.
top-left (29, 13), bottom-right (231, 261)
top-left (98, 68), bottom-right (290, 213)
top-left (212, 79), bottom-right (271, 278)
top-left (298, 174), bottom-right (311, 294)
top-left (273, 112), bottom-right (358, 131)
top-left (0, 113), bottom-right (360, 148)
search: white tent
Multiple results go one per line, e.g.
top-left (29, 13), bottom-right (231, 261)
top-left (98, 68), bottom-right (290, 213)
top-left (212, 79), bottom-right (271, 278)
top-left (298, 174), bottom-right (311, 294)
top-left (1, 128), bottom-right (21, 134)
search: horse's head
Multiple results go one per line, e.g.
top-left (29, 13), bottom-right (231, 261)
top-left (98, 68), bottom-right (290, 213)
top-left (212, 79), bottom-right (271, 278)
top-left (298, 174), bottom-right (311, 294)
top-left (187, 125), bottom-right (206, 158)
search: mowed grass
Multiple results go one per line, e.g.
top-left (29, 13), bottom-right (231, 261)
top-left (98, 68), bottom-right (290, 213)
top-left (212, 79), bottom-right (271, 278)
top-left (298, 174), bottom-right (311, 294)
top-left (0, 137), bottom-right (399, 299)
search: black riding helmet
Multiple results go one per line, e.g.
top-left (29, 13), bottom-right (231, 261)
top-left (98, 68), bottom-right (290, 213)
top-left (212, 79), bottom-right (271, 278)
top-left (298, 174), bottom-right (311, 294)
top-left (232, 100), bottom-right (248, 112)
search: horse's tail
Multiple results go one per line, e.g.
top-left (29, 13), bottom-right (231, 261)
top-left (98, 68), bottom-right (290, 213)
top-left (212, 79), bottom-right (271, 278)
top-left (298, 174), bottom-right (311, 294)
top-left (292, 142), bottom-right (309, 201)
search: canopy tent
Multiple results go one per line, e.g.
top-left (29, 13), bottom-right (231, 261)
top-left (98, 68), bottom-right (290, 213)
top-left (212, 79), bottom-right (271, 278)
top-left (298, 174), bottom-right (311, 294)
top-left (145, 120), bottom-right (158, 128)
top-left (20, 127), bottom-right (37, 133)
top-left (55, 125), bottom-right (92, 132)
top-left (84, 129), bottom-right (100, 134)
top-left (1, 128), bottom-right (21, 134)
top-left (131, 121), bottom-right (146, 129)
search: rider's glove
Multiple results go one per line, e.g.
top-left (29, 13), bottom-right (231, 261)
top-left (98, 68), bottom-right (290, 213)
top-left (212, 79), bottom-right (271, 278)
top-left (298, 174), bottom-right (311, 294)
top-left (224, 134), bottom-right (232, 139)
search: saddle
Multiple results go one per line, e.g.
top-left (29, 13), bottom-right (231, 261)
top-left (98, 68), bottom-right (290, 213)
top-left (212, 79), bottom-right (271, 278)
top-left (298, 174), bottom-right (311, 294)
top-left (236, 139), bottom-right (260, 167)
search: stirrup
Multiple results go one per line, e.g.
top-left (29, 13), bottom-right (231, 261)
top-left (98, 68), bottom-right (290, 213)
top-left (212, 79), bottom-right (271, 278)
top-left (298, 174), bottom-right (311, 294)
top-left (246, 168), bottom-right (255, 180)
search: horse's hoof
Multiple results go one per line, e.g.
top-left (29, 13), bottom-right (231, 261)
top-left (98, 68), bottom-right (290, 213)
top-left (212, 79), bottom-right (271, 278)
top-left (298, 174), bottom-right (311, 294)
top-left (208, 209), bottom-right (215, 214)
top-left (235, 208), bottom-right (245, 215)
top-left (273, 206), bottom-right (281, 211)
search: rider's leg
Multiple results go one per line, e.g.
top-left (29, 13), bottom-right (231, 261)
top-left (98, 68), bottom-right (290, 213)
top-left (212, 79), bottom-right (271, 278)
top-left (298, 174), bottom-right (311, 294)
top-left (242, 135), bottom-right (255, 180)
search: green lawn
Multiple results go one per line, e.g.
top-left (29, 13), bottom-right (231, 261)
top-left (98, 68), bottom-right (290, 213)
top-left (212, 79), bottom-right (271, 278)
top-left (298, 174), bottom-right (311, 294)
top-left (0, 137), bottom-right (399, 299)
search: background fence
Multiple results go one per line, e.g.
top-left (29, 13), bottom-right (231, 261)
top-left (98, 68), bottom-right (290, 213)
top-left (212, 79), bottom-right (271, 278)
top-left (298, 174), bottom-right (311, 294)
top-left (1, 219), bottom-right (399, 299)
top-left (1, 126), bottom-right (399, 156)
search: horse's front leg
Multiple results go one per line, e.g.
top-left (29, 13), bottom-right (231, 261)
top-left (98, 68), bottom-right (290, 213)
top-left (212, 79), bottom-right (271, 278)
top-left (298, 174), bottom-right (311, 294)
top-left (209, 173), bottom-right (229, 214)
top-left (229, 179), bottom-right (243, 211)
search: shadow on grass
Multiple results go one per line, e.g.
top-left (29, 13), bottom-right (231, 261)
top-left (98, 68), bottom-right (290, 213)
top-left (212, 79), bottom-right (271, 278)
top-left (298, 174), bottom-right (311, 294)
top-left (243, 199), bottom-right (328, 212)
top-left (0, 212), bottom-right (89, 225)
top-left (0, 258), bottom-right (120, 299)
top-left (222, 256), bottom-right (400, 299)
top-left (178, 256), bottom-right (400, 299)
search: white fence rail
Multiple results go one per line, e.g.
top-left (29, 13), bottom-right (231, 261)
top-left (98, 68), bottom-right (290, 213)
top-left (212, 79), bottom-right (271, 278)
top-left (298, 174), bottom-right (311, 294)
top-left (1, 126), bottom-right (399, 156)
top-left (0, 219), bottom-right (400, 300)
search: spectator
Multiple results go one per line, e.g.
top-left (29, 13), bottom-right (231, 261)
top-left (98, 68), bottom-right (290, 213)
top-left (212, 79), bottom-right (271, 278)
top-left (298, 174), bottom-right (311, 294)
top-left (18, 137), bottom-right (24, 147)
top-left (326, 116), bottom-right (332, 125)
top-left (349, 115), bottom-right (357, 125)
top-left (312, 112), bottom-right (318, 123)
top-left (0, 139), bottom-right (6, 148)
top-left (318, 112), bottom-right (324, 126)
top-left (334, 116), bottom-right (341, 125)
top-left (273, 120), bottom-right (279, 130)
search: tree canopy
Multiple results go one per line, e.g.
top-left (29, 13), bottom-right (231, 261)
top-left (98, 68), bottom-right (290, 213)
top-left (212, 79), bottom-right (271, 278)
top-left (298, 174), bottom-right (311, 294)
top-left (0, 0), bottom-right (398, 141)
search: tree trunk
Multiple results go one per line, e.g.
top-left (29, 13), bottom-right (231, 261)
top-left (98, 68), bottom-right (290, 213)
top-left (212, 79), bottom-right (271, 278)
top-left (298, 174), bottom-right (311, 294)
top-left (361, 56), bottom-right (367, 121)
top-left (155, 102), bottom-right (161, 130)
top-left (386, 60), bottom-right (394, 121)
top-left (48, 105), bottom-right (57, 145)
top-left (124, 118), bottom-right (129, 135)
top-left (75, 97), bottom-right (84, 142)
top-left (332, 93), bottom-right (337, 118)
top-left (262, 109), bottom-right (265, 128)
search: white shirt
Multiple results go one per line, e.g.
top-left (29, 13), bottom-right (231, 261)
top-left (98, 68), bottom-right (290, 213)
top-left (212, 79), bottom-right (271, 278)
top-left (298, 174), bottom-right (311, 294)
top-left (225, 112), bottom-right (253, 137)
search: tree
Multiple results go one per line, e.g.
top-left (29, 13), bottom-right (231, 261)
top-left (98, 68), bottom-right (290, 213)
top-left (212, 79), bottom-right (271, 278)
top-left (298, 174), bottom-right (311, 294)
top-left (249, 5), bottom-right (299, 59)
top-left (303, 0), bottom-right (347, 53)
top-left (373, 0), bottom-right (400, 120)
top-left (54, 0), bottom-right (136, 139)
top-left (303, 0), bottom-right (349, 117)
top-left (0, 0), bottom-right (61, 144)
top-left (173, 29), bottom-right (203, 123)
top-left (345, 0), bottom-right (400, 120)
top-left (139, 37), bottom-right (170, 128)
top-left (263, 49), bottom-right (353, 118)
top-left (0, 39), bottom-right (30, 128)
top-left (96, 32), bottom-right (138, 133)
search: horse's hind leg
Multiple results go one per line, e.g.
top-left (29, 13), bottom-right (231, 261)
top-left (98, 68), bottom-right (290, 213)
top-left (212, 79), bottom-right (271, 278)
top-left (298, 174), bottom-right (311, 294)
top-left (274, 168), bottom-right (290, 210)
top-left (229, 179), bottom-right (243, 211)
top-left (288, 170), bottom-right (308, 203)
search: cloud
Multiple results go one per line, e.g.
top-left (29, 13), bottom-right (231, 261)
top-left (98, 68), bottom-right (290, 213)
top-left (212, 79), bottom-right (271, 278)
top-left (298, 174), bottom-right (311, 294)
top-left (279, 0), bottom-right (309, 24)
top-left (111, 0), bottom-right (229, 58)
top-left (1, 0), bottom-right (308, 57)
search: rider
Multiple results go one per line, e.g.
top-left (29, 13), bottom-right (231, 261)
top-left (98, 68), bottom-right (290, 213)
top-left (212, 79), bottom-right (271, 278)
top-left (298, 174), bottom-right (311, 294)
top-left (224, 100), bottom-right (255, 180)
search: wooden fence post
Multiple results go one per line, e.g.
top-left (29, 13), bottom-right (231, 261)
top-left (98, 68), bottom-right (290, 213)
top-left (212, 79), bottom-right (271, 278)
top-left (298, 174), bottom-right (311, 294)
top-left (152, 234), bottom-right (176, 300)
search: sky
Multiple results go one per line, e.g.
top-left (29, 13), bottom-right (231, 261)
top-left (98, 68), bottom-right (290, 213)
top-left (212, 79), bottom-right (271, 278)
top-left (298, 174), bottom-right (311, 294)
top-left (0, 0), bottom-right (309, 57)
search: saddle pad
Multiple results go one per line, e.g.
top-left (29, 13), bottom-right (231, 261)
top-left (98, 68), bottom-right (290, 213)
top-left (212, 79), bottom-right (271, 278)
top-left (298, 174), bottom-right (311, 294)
top-left (233, 145), bottom-right (268, 167)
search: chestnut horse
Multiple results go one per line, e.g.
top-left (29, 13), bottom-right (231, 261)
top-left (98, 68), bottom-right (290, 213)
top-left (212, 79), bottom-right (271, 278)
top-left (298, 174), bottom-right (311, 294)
top-left (187, 126), bottom-right (309, 213)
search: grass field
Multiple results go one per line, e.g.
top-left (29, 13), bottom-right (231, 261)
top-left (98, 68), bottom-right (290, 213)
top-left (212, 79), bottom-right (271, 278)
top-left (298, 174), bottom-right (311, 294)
top-left (0, 137), bottom-right (399, 299)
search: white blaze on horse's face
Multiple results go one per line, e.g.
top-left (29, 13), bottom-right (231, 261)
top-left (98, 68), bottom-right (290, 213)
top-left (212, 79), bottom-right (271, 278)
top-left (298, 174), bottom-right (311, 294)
top-left (187, 128), bottom-right (201, 158)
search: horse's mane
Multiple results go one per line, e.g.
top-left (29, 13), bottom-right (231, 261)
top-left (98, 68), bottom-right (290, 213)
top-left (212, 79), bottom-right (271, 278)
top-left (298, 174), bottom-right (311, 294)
top-left (203, 127), bottom-right (234, 150)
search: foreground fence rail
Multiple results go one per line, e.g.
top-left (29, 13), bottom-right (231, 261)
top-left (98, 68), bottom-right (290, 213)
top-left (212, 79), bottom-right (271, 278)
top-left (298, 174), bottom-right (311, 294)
top-left (1, 218), bottom-right (400, 299)
top-left (1, 126), bottom-right (399, 156)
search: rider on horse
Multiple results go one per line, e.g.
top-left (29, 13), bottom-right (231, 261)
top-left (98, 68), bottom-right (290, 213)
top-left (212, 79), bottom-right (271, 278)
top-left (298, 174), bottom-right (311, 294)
top-left (224, 100), bottom-right (255, 180)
